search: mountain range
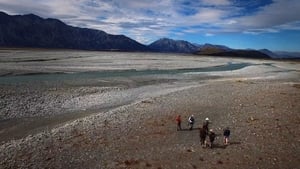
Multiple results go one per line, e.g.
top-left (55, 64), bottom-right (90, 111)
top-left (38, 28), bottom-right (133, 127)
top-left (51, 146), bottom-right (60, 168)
top-left (0, 11), bottom-right (298, 59)
top-left (196, 44), bottom-right (270, 59)
top-left (148, 38), bottom-right (199, 53)
top-left (0, 11), bottom-right (148, 51)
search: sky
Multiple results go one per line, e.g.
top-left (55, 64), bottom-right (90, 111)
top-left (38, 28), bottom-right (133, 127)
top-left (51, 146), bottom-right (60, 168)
top-left (0, 0), bottom-right (300, 52)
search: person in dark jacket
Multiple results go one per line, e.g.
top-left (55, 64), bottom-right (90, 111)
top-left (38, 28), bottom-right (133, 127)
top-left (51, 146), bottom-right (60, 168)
top-left (208, 129), bottom-right (216, 148)
top-left (199, 127), bottom-right (207, 147)
top-left (223, 127), bottom-right (230, 145)
top-left (203, 117), bottom-right (210, 133)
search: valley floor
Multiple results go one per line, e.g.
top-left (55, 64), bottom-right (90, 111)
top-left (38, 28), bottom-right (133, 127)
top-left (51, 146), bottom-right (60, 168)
top-left (0, 51), bottom-right (299, 168)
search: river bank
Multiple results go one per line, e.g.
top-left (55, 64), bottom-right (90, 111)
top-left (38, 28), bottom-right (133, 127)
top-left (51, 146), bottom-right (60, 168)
top-left (0, 51), bottom-right (299, 168)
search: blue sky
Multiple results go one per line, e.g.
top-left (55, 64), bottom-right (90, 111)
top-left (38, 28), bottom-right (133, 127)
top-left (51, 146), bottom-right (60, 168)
top-left (0, 0), bottom-right (300, 51)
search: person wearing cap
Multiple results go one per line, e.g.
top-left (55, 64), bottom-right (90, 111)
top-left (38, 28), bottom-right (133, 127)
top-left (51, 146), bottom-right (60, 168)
top-left (203, 117), bottom-right (210, 134)
top-left (188, 115), bottom-right (195, 130)
top-left (208, 129), bottom-right (216, 148)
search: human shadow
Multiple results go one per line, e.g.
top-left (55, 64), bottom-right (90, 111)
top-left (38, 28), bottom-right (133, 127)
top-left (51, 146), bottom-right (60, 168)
top-left (177, 127), bottom-right (201, 131)
top-left (228, 141), bottom-right (241, 145)
top-left (207, 141), bottom-right (242, 149)
top-left (211, 143), bottom-right (227, 149)
top-left (213, 141), bottom-right (241, 148)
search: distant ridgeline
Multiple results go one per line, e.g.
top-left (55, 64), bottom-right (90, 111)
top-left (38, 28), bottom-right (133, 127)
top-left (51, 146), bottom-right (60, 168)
top-left (0, 11), bottom-right (148, 51)
top-left (0, 11), bottom-right (298, 59)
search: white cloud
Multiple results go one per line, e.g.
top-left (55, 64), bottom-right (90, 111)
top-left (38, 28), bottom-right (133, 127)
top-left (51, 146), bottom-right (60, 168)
top-left (0, 0), bottom-right (299, 43)
top-left (243, 28), bottom-right (279, 35)
top-left (226, 20), bottom-right (237, 25)
top-left (201, 0), bottom-right (231, 6)
top-left (233, 0), bottom-right (300, 30)
top-left (191, 8), bottom-right (226, 22)
top-left (205, 33), bottom-right (215, 36)
top-left (0, 0), bottom-right (51, 17)
top-left (276, 21), bottom-right (300, 30)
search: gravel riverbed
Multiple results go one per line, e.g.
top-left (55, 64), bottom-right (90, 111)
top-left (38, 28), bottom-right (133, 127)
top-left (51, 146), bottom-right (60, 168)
top-left (0, 50), bottom-right (299, 168)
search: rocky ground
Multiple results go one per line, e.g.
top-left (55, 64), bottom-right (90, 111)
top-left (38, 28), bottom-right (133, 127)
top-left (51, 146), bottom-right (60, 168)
top-left (0, 78), bottom-right (299, 169)
top-left (0, 84), bottom-right (125, 119)
top-left (0, 51), bottom-right (299, 168)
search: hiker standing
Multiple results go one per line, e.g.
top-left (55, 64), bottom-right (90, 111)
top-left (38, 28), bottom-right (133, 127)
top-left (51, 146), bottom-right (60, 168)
top-left (208, 129), bottom-right (216, 148)
top-left (188, 115), bottom-right (195, 130)
top-left (199, 127), bottom-right (207, 147)
top-left (223, 127), bottom-right (231, 145)
top-left (175, 115), bottom-right (182, 131)
top-left (203, 117), bottom-right (210, 134)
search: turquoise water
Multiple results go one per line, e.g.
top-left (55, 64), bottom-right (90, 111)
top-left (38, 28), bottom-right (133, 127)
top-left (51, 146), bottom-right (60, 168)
top-left (0, 62), bottom-right (251, 85)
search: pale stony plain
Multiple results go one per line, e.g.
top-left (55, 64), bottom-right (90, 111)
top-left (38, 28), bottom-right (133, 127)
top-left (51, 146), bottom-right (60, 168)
top-left (0, 50), bottom-right (299, 168)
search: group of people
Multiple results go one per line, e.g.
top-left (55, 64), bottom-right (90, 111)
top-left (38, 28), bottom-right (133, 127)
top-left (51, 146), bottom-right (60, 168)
top-left (175, 115), bottom-right (231, 148)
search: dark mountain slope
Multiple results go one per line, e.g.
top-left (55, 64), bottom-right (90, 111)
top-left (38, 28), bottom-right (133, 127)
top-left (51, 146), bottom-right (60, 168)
top-left (148, 38), bottom-right (199, 53)
top-left (196, 44), bottom-right (271, 59)
top-left (0, 12), bottom-right (148, 51)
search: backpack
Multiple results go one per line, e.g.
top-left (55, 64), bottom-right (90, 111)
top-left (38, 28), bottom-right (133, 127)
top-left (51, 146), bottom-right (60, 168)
top-left (189, 116), bottom-right (194, 123)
